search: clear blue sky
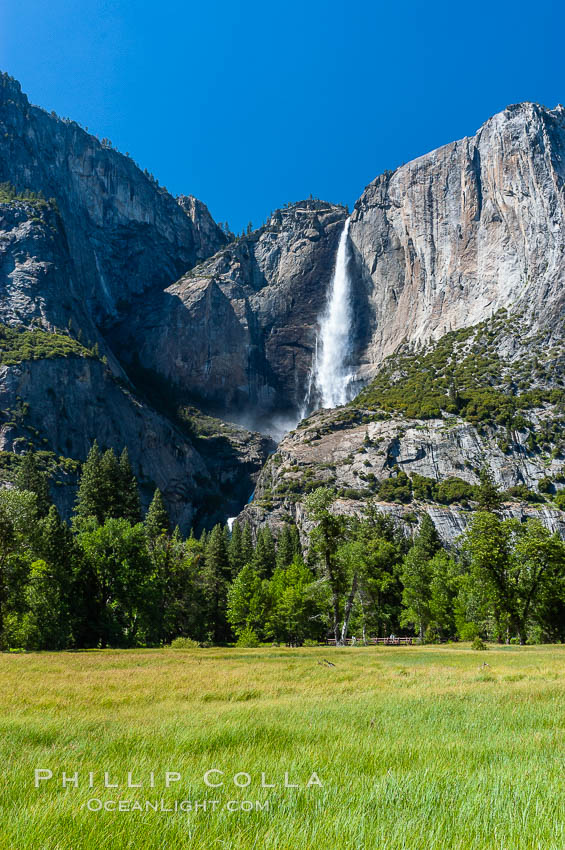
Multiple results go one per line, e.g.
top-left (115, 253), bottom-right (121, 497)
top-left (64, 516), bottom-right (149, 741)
top-left (1, 0), bottom-right (563, 233)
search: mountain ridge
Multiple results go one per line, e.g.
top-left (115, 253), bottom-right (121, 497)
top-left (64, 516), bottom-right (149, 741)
top-left (1, 71), bottom-right (563, 532)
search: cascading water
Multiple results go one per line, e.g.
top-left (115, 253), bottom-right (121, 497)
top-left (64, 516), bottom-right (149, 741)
top-left (312, 216), bottom-right (354, 408)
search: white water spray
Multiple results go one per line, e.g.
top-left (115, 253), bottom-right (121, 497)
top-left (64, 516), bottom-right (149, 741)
top-left (313, 217), bottom-right (354, 408)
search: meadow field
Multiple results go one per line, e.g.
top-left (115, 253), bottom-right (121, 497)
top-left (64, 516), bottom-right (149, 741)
top-left (2, 644), bottom-right (565, 849)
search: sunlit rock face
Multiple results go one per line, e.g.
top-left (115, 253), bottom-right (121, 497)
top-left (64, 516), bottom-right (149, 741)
top-left (0, 74), bottom-right (228, 324)
top-left (1, 73), bottom-right (564, 530)
top-left (236, 406), bottom-right (565, 546)
top-left (349, 102), bottom-right (565, 381)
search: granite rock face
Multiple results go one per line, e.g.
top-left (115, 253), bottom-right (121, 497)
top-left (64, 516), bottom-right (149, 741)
top-left (111, 103), bottom-right (565, 427)
top-left (112, 201), bottom-right (347, 425)
top-left (1, 72), bottom-right (564, 531)
top-left (0, 74), bottom-right (269, 528)
top-left (237, 406), bottom-right (565, 546)
top-left (0, 356), bottom-right (210, 529)
top-left (349, 102), bottom-right (565, 380)
top-left (0, 74), bottom-right (228, 324)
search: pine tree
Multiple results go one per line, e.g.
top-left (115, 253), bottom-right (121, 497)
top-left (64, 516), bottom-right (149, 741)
top-left (416, 514), bottom-right (442, 559)
top-left (276, 524), bottom-right (299, 569)
top-left (118, 448), bottom-right (141, 523)
top-left (145, 489), bottom-right (170, 540)
top-left (74, 442), bottom-right (105, 524)
top-left (99, 449), bottom-right (121, 518)
top-left (202, 525), bottom-right (232, 643)
top-left (228, 521), bottom-right (246, 574)
top-left (37, 505), bottom-right (75, 589)
top-left (252, 527), bottom-right (276, 577)
top-left (15, 453), bottom-right (51, 517)
top-left (476, 467), bottom-right (502, 513)
top-left (74, 444), bottom-right (141, 527)
top-left (241, 522), bottom-right (254, 565)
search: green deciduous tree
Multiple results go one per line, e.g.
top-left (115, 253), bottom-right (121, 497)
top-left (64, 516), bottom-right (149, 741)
top-left (400, 515), bottom-right (443, 641)
top-left (266, 556), bottom-right (321, 645)
top-left (77, 518), bottom-right (155, 647)
top-left (227, 562), bottom-right (266, 638)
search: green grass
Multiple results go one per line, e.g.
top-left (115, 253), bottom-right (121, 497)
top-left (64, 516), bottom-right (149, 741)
top-left (2, 645), bottom-right (565, 848)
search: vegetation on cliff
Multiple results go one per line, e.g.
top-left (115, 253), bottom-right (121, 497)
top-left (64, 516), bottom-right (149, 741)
top-left (354, 311), bottom-right (564, 431)
top-left (0, 324), bottom-right (95, 366)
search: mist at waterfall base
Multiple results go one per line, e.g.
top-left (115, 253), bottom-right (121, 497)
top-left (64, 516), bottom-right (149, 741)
top-left (227, 217), bottom-right (357, 445)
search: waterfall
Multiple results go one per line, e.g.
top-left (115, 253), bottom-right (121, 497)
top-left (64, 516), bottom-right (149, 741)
top-left (313, 216), bottom-right (354, 408)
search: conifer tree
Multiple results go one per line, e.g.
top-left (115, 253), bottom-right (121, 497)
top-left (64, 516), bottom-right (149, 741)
top-left (241, 522), bottom-right (254, 565)
top-left (416, 514), bottom-right (442, 560)
top-left (252, 527), bottom-right (276, 577)
top-left (118, 448), bottom-right (141, 523)
top-left (15, 453), bottom-right (51, 517)
top-left (476, 467), bottom-right (502, 513)
top-left (276, 524), bottom-right (297, 569)
top-left (74, 442), bottom-right (105, 524)
top-left (228, 521), bottom-right (246, 574)
top-left (36, 505), bottom-right (75, 591)
top-left (99, 449), bottom-right (121, 518)
top-left (145, 488), bottom-right (170, 541)
top-left (74, 444), bottom-right (141, 526)
top-left (202, 524), bottom-right (232, 643)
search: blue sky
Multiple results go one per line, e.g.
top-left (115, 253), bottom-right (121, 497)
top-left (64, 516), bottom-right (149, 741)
top-left (1, 0), bottom-right (563, 232)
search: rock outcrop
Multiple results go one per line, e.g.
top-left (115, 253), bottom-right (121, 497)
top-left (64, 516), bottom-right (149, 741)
top-left (0, 74), bottom-right (269, 528)
top-left (348, 102), bottom-right (565, 380)
top-left (0, 74), bottom-right (228, 323)
top-left (238, 404), bottom-right (565, 546)
top-left (111, 200), bottom-right (347, 428)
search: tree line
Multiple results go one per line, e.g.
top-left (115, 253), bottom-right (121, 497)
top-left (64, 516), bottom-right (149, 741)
top-left (1, 446), bottom-right (564, 650)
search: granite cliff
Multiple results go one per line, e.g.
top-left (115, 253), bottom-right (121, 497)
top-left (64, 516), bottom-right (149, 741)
top-left (0, 74), bottom-right (270, 529)
top-left (348, 102), bottom-right (565, 380)
top-left (1, 71), bottom-right (564, 534)
top-left (109, 200), bottom-right (347, 430)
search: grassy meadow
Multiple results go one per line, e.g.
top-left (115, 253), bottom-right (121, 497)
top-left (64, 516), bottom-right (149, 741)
top-left (2, 644), bottom-right (565, 849)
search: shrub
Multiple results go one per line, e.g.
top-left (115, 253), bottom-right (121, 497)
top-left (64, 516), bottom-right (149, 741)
top-left (472, 636), bottom-right (487, 650)
top-left (236, 627), bottom-right (260, 648)
top-left (378, 471), bottom-right (412, 503)
top-left (435, 477), bottom-right (475, 505)
top-left (303, 638), bottom-right (320, 647)
top-left (411, 473), bottom-right (436, 501)
top-left (504, 484), bottom-right (545, 503)
top-left (0, 324), bottom-right (94, 366)
top-left (555, 491), bottom-right (565, 510)
top-left (169, 637), bottom-right (200, 649)
top-left (538, 477), bottom-right (555, 494)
